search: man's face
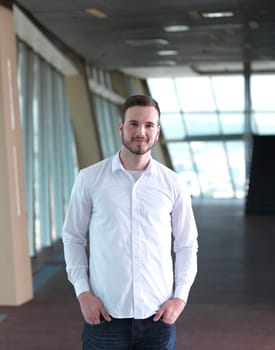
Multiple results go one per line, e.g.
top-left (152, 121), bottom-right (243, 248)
top-left (119, 106), bottom-right (160, 155)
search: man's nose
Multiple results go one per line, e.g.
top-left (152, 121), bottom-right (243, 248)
top-left (137, 124), bottom-right (146, 135)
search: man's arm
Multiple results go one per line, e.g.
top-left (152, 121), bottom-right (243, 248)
top-left (62, 171), bottom-right (93, 297)
top-left (171, 183), bottom-right (198, 310)
top-left (154, 187), bottom-right (198, 324)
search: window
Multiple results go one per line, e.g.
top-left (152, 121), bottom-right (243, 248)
top-left (17, 40), bottom-right (78, 255)
top-left (251, 74), bottom-right (275, 134)
top-left (148, 75), bottom-right (246, 198)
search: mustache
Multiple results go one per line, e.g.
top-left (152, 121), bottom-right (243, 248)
top-left (132, 136), bottom-right (148, 141)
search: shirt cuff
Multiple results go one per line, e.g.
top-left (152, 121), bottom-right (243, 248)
top-left (174, 285), bottom-right (189, 304)
top-left (74, 278), bottom-right (90, 297)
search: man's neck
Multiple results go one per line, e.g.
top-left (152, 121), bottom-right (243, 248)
top-left (119, 149), bottom-right (151, 171)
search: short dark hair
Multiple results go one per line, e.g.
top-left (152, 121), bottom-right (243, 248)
top-left (121, 95), bottom-right (160, 122)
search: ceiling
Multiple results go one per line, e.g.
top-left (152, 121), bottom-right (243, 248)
top-left (15, 0), bottom-right (275, 78)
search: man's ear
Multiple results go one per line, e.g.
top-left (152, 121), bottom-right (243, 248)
top-left (119, 121), bottom-right (123, 135)
top-left (156, 125), bottom-right (160, 140)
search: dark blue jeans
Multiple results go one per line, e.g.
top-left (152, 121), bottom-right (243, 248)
top-left (82, 316), bottom-right (176, 349)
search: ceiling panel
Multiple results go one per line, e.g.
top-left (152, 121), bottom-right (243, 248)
top-left (15, 0), bottom-right (275, 76)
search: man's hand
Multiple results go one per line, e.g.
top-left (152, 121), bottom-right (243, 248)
top-left (78, 291), bottom-right (111, 325)
top-left (153, 298), bottom-right (186, 324)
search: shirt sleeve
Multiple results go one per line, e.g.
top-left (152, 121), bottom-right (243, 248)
top-left (172, 181), bottom-right (198, 303)
top-left (62, 170), bottom-right (92, 297)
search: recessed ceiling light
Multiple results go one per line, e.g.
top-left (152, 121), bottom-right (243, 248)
top-left (125, 38), bottom-right (168, 46)
top-left (164, 25), bottom-right (190, 32)
top-left (201, 11), bottom-right (234, 18)
top-left (155, 60), bottom-right (177, 66)
top-left (157, 50), bottom-right (178, 56)
top-left (85, 8), bottom-right (108, 18)
top-left (151, 60), bottom-right (177, 66)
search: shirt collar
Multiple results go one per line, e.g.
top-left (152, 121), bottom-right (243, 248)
top-left (112, 152), bottom-right (158, 175)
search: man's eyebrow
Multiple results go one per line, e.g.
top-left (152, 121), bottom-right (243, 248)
top-left (127, 120), bottom-right (157, 125)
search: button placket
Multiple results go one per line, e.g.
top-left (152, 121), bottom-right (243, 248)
top-left (131, 181), bottom-right (144, 317)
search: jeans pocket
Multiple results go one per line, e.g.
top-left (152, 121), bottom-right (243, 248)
top-left (85, 319), bottom-right (107, 327)
top-left (159, 318), bottom-right (175, 327)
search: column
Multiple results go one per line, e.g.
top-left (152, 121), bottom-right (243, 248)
top-left (0, 0), bottom-right (33, 305)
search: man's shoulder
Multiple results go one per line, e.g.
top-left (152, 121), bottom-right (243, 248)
top-left (153, 159), bottom-right (179, 178)
top-left (80, 156), bottom-right (113, 176)
top-left (152, 159), bottom-right (189, 193)
top-left (74, 157), bottom-right (113, 187)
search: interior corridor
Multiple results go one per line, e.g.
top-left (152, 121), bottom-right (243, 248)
top-left (0, 199), bottom-right (275, 349)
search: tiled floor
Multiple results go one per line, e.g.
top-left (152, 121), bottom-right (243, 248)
top-left (0, 199), bottom-right (275, 349)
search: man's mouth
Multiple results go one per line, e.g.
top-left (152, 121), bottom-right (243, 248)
top-left (133, 137), bottom-right (147, 143)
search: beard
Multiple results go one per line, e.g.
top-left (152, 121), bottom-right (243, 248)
top-left (121, 132), bottom-right (158, 155)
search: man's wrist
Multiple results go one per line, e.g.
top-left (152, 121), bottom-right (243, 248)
top-left (173, 297), bottom-right (186, 305)
top-left (78, 290), bottom-right (91, 299)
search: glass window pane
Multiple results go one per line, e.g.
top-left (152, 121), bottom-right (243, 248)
top-left (110, 103), bottom-right (122, 151)
top-left (211, 76), bottom-right (245, 111)
top-left (175, 77), bottom-right (216, 112)
top-left (17, 41), bottom-right (35, 256)
top-left (93, 95), bottom-right (121, 158)
top-left (220, 113), bottom-right (244, 134)
top-left (37, 59), bottom-right (51, 250)
top-left (32, 55), bottom-right (42, 251)
top-left (251, 75), bottom-right (275, 111)
top-left (160, 113), bottom-right (186, 139)
top-left (225, 141), bottom-right (245, 198)
top-left (102, 99), bottom-right (117, 157)
top-left (148, 78), bottom-right (180, 112)
top-left (167, 142), bottom-right (201, 196)
top-left (252, 113), bottom-right (275, 134)
top-left (191, 141), bottom-right (233, 198)
top-left (185, 113), bottom-right (220, 135)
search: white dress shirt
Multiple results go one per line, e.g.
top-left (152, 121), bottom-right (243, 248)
top-left (62, 152), bottom-right (198, 319)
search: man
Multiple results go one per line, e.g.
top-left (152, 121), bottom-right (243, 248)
top-left (62, 95), bottom-right (198, 349)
